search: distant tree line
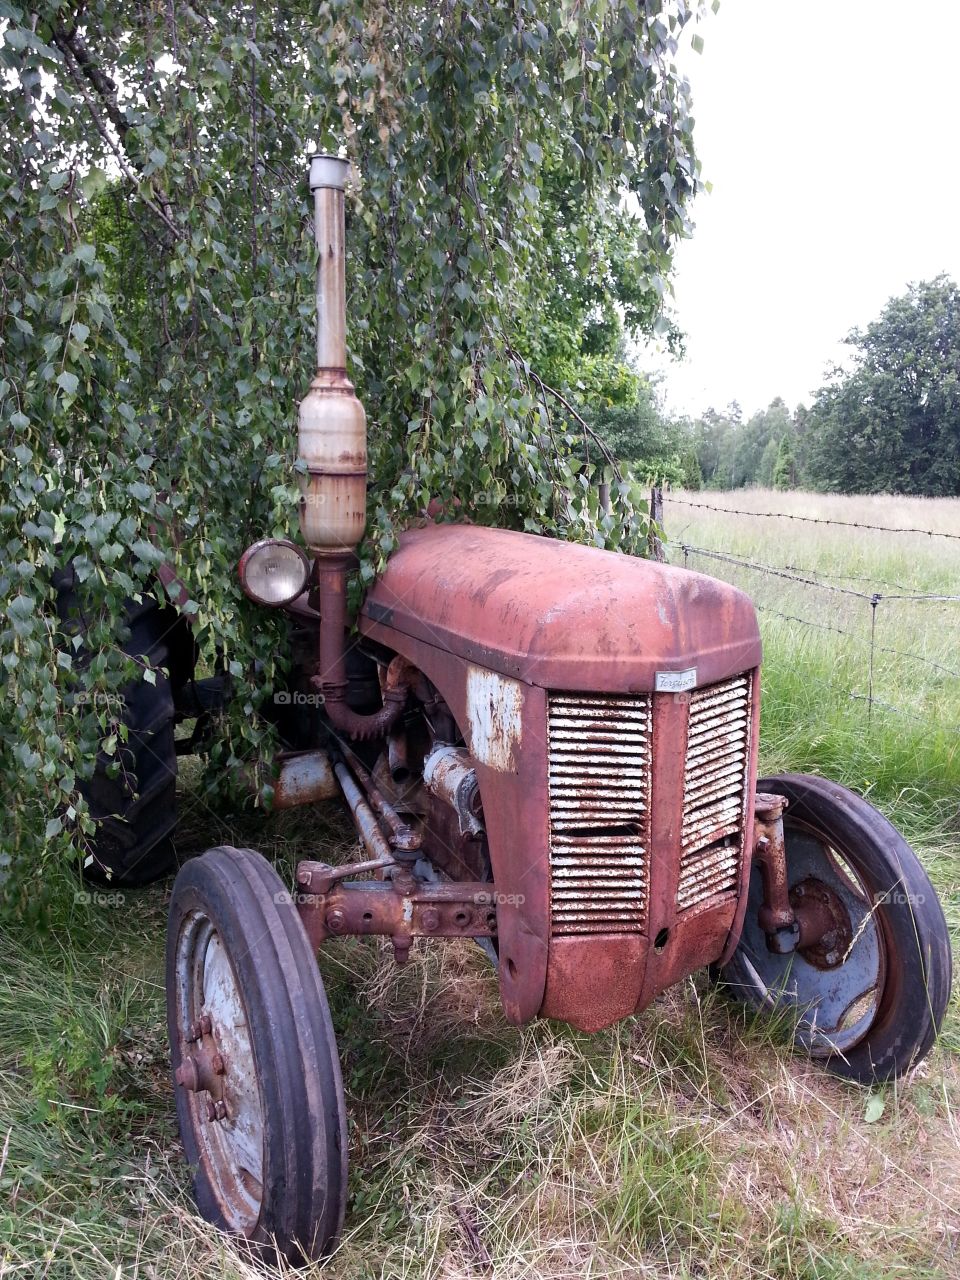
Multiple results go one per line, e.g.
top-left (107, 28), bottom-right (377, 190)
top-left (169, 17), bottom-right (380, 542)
top-left (591, 275), bottom-right (960, 495)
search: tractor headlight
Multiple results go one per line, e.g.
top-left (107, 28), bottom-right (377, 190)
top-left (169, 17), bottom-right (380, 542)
top-left (239, 539), bottom-right (311, 607)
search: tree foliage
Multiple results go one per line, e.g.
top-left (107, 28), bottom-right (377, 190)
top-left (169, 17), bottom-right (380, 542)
top-left (683, 278), bottom-right (960, 497)
top-left (687, 398), bottom-right (800, 491)
top-left (803, 276), bottom-right (960, 496)
top-left (0, 0), bottom-right (705, 894)
top-left (591, 385), bottom-right (702, 486)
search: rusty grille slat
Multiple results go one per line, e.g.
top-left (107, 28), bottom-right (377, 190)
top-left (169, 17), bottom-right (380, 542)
top-left (677, 673), bottom-right (752, 912)
top-left (548, 692), bottom-right (651, 936)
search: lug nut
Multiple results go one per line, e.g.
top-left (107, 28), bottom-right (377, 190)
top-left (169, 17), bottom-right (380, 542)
top-left (212, 1052), bottom-right (225, 1075)
top-left (176, 1056), bottom-right (200, 1091)
top-left (326, 908), bottom-right (347, 934)
top-left (421, 907), bottom-right (440, 933)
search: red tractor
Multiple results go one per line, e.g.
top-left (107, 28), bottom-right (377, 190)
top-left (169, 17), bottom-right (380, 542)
top-left (159, 156), bottom-right (952, 1264)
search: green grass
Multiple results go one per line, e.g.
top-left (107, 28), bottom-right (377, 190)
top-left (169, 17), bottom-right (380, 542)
top-left (2, 489), bottom-right (959, 1277)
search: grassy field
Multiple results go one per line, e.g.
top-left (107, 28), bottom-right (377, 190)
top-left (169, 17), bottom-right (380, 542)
top-left (2, 488), bottom-right (959, 1279)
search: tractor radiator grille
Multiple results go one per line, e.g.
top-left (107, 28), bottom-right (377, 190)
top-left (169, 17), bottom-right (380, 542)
top-left (677, 673), bottom-right (752, 912)
top-left (547, 692), bottom-right (651, 935)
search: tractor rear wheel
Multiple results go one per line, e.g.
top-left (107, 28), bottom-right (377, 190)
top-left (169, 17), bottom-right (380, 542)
top-left (166, 845), bottom-right (348, 1263)
top-left (717, 773), bottom-right (952, 1083)
top-left (55, 567), bottom-right (184, 885)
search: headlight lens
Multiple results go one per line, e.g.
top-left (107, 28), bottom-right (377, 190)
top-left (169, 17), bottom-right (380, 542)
top-left (239, 539), bottom-right (311, 606)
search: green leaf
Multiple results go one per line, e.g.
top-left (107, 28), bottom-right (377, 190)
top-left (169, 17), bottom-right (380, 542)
top-left (863, 1092), bottom-right (885, 1124)
top-left (80, 166), bottom-right (108, 200)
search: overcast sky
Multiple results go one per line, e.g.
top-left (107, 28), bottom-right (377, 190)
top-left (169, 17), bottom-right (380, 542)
top-left (651, 0), bottom-right (960, 420)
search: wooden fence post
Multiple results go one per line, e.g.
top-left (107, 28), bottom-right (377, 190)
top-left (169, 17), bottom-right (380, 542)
top-left (648, 485), bottom-right (665, 561)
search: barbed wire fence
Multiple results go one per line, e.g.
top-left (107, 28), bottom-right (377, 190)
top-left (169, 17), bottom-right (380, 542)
top-left (652, 489), bottom-right (960, 727)
top-left (665, 494), bottom-right (960, 543)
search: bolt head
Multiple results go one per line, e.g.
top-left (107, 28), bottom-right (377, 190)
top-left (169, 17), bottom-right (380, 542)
top-left (421, 907), bottom-right (440, 933)
top-left (175, 1057), bottom-right (200, 1091)
top-left (212, 1052), bottom-right (225, 1075)
top-left (326, 908), bottom-right (347, 934)
top-left (214, 1100), bottom-right (228, 1122)
top-left (199, 1014), bottom-right (212, 1036)
top-left (824, 950), bottom-right (840, 966)
top-left (205, 1100), bottom-right (218, 1122)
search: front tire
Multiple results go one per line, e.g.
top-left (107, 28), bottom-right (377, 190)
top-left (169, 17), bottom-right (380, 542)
top-left (166, 846), bottom-right (348, 1263)
top-left (718, 774), bottom-right (952, 1083)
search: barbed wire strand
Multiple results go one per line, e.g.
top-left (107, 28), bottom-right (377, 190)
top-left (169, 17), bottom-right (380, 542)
top-left (670, 541), bottom-right (960, 604)
top-left (749, 601), bottom-right (960, 680)
top-left (667, 536), bottom-right (959, 729)
top-left (657, 488), bottom-right (959, 727)
top-left (665, 494), bottom-right (960, 543)
top-left (848, 693), bottom-right (927, 724)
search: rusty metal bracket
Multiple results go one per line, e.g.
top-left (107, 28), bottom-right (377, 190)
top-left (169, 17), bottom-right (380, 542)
top-left (753, 791), bottom-right (800, 954)
top-left (296, 862), bottom-right (498, 965)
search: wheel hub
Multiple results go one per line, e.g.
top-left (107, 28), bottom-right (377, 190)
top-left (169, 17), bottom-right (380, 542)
top-left (790, 876), bottom-right (853, 970)
top-left (175, 1017), bottom-right (229, 1116)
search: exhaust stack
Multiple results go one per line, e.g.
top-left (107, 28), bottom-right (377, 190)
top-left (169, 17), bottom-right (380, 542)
top-left (300, 153), bottom-right (413, 740)
top-left (298, 153), bottom-right (367, 556)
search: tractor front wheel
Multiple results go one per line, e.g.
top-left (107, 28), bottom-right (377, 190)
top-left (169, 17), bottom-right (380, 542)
top-left (718, 773), bottom-right (952, 1083)
top-left (166, 846), bottom-right (348, 1263)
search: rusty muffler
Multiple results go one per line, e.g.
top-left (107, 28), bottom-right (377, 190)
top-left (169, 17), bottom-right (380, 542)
top-left (298, 154), bottom-right (367, 557)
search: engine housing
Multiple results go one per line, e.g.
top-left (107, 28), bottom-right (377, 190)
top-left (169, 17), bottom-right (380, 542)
top-left (360, 523), bottom-right (762, 1030)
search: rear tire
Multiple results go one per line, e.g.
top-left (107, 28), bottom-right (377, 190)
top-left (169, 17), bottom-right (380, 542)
top-left (717, 773), bottom-right (953, 1083)
top-left (167, 846), bottom-right (348, 1263)
top-left (56, 568), bottom-right (182, 885)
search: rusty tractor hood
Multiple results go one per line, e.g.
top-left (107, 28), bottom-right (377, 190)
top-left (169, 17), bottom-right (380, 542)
top-left (360, 524), bottom-right (761, 693)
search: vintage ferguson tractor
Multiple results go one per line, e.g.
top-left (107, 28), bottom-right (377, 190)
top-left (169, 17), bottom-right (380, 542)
top-left (161, 156), bottom-right (953, 1263)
